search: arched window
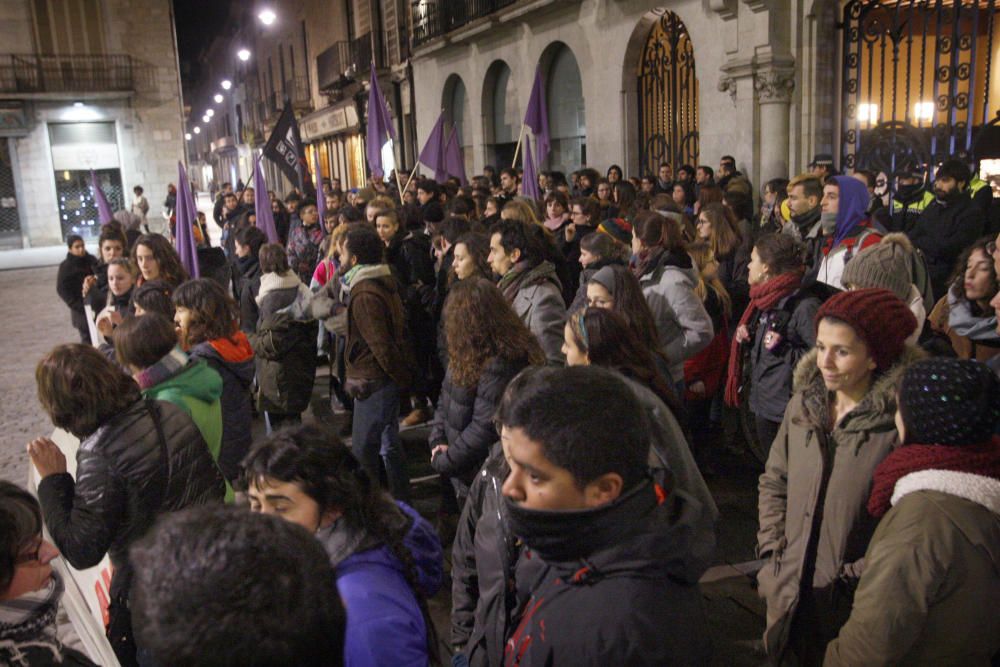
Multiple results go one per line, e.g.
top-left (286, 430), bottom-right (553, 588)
top-left (443, 74), bottom-right (471, 175)
top-left (544, 43), bottom-right (585, 174)
top-left (483, 60), bottom-right (517, 169)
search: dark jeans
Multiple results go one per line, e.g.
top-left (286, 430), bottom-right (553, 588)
top-left (755, 416), bottom-right (782, 459)
top-left (352, 380), bottom-right (410, 503)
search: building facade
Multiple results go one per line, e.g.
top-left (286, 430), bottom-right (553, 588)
top-left (409, 0), bottom-right (1000, 196)
top-left (0, 0), bottom-right (186, 249)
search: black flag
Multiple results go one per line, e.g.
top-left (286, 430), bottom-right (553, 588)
top-left (262, 104), bottom-right (306, 189)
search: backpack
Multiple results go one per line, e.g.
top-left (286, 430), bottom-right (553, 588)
top-left (909, 246), bottom-right (936, 313)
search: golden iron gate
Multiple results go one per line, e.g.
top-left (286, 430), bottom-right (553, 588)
top-left (840, 0), bottom-right (1000, 191)
top-left (637, 10), bottom-right (699, 177)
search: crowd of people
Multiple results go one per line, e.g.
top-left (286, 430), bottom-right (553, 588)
top-left (11, 152), bottom-right (1000, 666)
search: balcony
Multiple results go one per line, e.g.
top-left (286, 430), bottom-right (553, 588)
top-left (0, 54), bottom-right (150, 97)
top-left (316, 31), bottom-right (387, 92)
top-left (411, 0), bottom-right (518, 47)
top-left (283, 76), bottom-right (311, 112)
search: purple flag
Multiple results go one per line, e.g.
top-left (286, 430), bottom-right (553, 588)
top-left (418, 111), bottom-right (448, 182)
top-left (253, 160), bottom-right (280, 244)
top-left (312, 149), bottom-right (327, 225)
top-left (366, 65), bottom-right (396, 180)
top-left (523, 68), bottom-right (550, 166)
top-left (175, 162), bottom-right (200, 278)
top-left (444, 125), bottom-right (467, 186)
top-left (521, 135), bottom-right (541, 202)
top-left (90, 170), bottom-right (114, 224)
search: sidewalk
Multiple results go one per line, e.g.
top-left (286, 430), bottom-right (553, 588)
top-left (0, 194), bottom-right (219, 271)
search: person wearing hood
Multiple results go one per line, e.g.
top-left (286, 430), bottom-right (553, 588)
top-left (243, 423), bottom-right (442, 667)
top-left (56, 234), bottom-right (99, 343)
top-left (497, 366), bottom-right (711, 666)
top-left (815, 175), bottom-right (883, 290)
top-left (343, 226), bottom-right (414, 502)
top-left (0, 482), bottom-right (96, 667)
top-left (567, 223), bottom-right (630, 312)
top-left (888, 167), bottom-right (934, 234)
top-left (927, 235), bottom-right (1000, 362)
top-left (782, 174), bottom-right (825, 272)
top-left (488, 218), bottom-right (567, 365)
top-left (113, 313), bottom-right (233, 502)
top-left (842, 232), bottom-right (930, 346)
top-left (826, 358), bottom-right (1000, 665)
top-left (910, 159), bottom-right (989, 300)
top-left (631, 210), bottom-right (714, 387)
top-left (173, 279), bottom-right (256, 483)
top-left (247, 244), bottom-right (318, 433)
top-left (757, 289), bottom-right (923, 665)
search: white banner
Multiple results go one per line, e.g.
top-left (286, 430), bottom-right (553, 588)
top-left (27, 429), bottom-right (120, 667)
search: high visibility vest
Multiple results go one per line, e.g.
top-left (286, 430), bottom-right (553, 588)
top-left (891, 189), bottom-right (933, 213)
top-left (969, 176), bottom-right (989, 198)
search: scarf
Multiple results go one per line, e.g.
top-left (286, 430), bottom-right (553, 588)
top-left (0, 571), bottom-right (64, 665)
top-left (133, 346), bottom-right (189, 390)
top-left (543, 213), bottom-right (569, 232)
top-left (724, 269), bottom-right (805, 406)
top-left (631, 246), bottom-right (665, 280)
top-left (497, 260), bottom-right (559, 303)
top-left (208, 331), bottom-right (254, 363)
top-left (344, 263), bottom-right (392, 290)
top-left (256, 270), bottom-right (303, 305)
top-left (947, 289), bottom-right (1000, 341)
top-left (867, 436), bottom-right (1000, 517)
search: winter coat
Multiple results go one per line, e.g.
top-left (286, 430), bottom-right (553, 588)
top-left (452, 446), bottom-right (515, 666)
top-left (928, 293), bottom-right (1000, 363)
top-left (503, 475), bottom-right (711, 666)
top-left (683, 287), bottom-right (730, 399)
top-left (637, 251), bottom-right (714, 383)
top-left (825, 472), bottom-right (1000, 666)
top-left (56, 252), bottom-right (98, 318)
top-left (345, 265), bottom-right (413, 395)
top-left (429, 356), bottom-right (532, 494)
top-left (285, 219), bottom-right (325, 284)
top-left (717, 225), bottom-right (752, 323)
top-left (248, 273), bottom-right (317, 415)
top-left (318, 501), bottom-right (443, 667)
top-left (189, 338), bottom-right (255, 482)
top-left (37, 399), bottom-right (225, 598)
top-left (505, 262), bottom-right (566, 366)
top-left (233, 254), bottom-right (261, 302)
top-left (909, 196), bottom-right (988, 301)
top-left (745, 287), bottom-right (823, 424)
top-left (756, 345), bottom-right (924, 661)
top-left (816, 223), bottom-right (883, 291)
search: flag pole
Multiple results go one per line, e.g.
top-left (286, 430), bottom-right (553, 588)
top-left (403, 107), bottom-right (445, 193)
top-left (390, 139), bottom-right (405, 198)
top-left (511, 120), bottom-right (527, 169)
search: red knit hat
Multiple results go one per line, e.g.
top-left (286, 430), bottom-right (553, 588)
top-left (814, 288), bottom-right (916, 370)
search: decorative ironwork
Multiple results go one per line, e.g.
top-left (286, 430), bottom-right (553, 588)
top-left (0, 142), bottom-right (20, 243)
top-left (841, 0), bottom-right (998, 195)
top-left (0, 54), bottom-right (151, 94)
top-left (637, 10), bottom-right (699, 177)
top-left (411, 0), bottom-right (518, 47)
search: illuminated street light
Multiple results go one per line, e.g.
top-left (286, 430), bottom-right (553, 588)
top-left (185, 133), bottom-right (192, 140)
top-left (237, 48), bottom-right (251, 61)
top-left (259, 8), bottom-right (276, 25)
top-left (214, 93), bottom-right (224, 103)
top-left (193, 126), bottom-right (201, 134)
top-left (206, 109), bottom-right (215, 117)
top-left (221, 80), bottom-right (232, 90)
top-left (202, 115), bottom-right (210, 123)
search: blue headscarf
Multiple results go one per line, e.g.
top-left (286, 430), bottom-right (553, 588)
top-left (831, 175), bottom-right (870, 248)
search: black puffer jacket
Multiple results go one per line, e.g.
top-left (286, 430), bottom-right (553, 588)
top-left (56, 252), bottom-right (99, 314)
top-left (190, 340), bottom-right (255, 481)
top-left (429, 356), bottom-right (531, 492)
top-left (909, 196), bottom-right (988, 301)
top-left (248, 287), bottom-right (318, 415)
top-left (37, 399), bottom-right (225, 597)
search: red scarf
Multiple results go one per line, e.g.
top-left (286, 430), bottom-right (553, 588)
top-left (867, 436), bottom-right (1000, 517)
top-left (724, 269), bottom-right (804, 407)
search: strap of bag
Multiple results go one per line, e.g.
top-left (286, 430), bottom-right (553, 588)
top-left (144, 399), bottom-right (170, 511)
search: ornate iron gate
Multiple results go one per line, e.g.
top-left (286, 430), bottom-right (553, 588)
top-left (637, 10), bottom-right (699, 177)
top-left (841, 0), bottom-right (999, 190)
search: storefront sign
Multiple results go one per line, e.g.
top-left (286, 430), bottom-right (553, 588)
top-left (300, 102), bottom-right (360, 142)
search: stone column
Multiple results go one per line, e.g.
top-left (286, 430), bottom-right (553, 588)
top-left (755, 68), bottom-right (796, 183)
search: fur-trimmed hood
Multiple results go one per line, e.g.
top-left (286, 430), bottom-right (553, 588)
top-left (792, 344), bottom-right (927, 429)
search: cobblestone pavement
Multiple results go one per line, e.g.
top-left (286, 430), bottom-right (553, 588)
top-left (0, 265), bottom-right (77, 486)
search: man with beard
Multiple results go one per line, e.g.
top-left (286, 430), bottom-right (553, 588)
top-left (909, 159), bottom-right (989, 299)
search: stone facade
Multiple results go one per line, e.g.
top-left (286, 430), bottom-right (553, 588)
top-left (410, 0), bottom-right (840, 188)
top-left (0, 0), bottom-right (185, 248)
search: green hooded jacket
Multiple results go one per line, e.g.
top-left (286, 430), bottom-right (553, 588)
top-left (143, 361), bottom-right (233, 501)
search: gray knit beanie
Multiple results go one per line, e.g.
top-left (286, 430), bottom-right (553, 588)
top-left (841, 233), bottom-right (913, 301)
top-left (589, 265), bottom-right (616, 294)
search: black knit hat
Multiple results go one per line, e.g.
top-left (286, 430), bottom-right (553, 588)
top-left (898, 359), bottom-right (1000, 446)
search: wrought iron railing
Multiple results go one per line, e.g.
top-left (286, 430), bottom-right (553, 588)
top-left (0, 54), bottom-right (141, 93)
top-left (284, 76), bottom-right (311, 109)
top-left (411, 0), bottom-right (518, 46)
top-left (315, 32), bottom-right (387, 91)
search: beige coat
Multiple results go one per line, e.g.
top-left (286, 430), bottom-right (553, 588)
top-left (756, 345), bottom-right (925, 661)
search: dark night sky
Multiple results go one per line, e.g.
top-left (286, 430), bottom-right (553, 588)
top-left (173, 0), bottom-right (232, 91)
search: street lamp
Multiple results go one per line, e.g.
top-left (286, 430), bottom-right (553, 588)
top-left (258, 8), bottom-right (276, 25)
top-left (214, 93), bottom-right (224, 103)
top-left (185, 133), bottom-right (192, 140)
top-left (202, 115), bottom-right (210, 123)
top-left (237, 48), bottom-right (251, 61)
top-left (206, 109), bottom-right (215, 117)
top-left (221, 80), bottom-right (232, 90)
top-left (193, 126), bottom-right (201, 134)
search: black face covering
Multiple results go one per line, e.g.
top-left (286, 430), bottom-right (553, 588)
top-left (895, 182), bottom-right (923, 201)
top-left (790, 205), bottom-right (821, 229)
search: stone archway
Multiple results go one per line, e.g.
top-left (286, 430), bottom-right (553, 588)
top-left (482, 60), bottom-right (517, 169)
